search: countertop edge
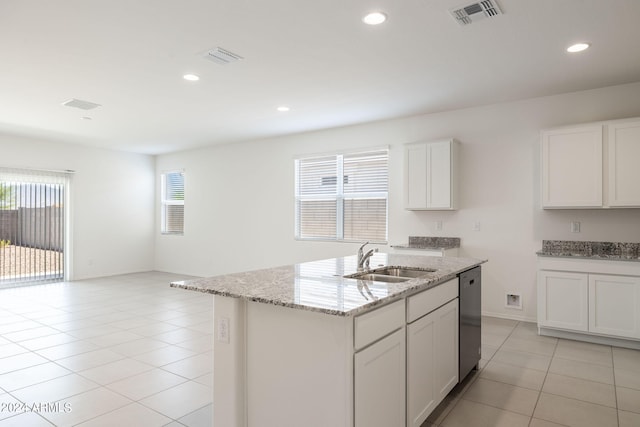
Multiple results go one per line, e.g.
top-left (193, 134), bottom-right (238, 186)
top-left (170, 258), bottom-right (486, 317)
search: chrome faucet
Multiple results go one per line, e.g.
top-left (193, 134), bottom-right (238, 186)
top-left (357, 242), bottom-right (378, 272)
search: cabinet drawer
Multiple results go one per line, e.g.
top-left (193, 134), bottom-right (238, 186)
top-left (354, 299), bottom-right (405, 351)
top-left (407, 278), bottom-right (458, 324)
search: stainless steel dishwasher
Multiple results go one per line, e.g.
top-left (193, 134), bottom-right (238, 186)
top-left (458, 266), bottom-right (481, 382)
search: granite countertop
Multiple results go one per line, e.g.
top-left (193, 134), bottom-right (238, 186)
top-left (170, 253), bottom-right (485, 317)
top-left (391, 236), bottom-right (460, 250)
top-left (537, 240), bottom-right (640, 262)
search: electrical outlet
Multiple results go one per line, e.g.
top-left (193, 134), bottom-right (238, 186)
top-left (217, 317), bottom-right (230, 343)
top-left (571, 221), bottom-right (581, 233)
top-left (435, 221), bottom-right (443, 231)
top-left (472, 221), bottom-right (481, 231)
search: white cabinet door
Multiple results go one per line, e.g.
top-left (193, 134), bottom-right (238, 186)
top-left (589, 274), bottom-right (640, 339)
top-left (407, 298), bottom-right (458, 427)
top-left (354, 329), bottom-right (405, 427)
top-left (434, 299), bottom-right (459, 402)
top-left (541, 125), bottom-right (603, 208)
top-left (404, 140), bottom-right (456, 210)
top-left (608, 120), bottom-right (640, 207)
top-left (537, 270), bottom-right (589, 331)
top-left (407, 309), bottom-right (437, 427)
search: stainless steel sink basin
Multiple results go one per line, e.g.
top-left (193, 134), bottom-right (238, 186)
top-left (370, 266), bottom-right (436, 278)
top-left (344, 266), bottom-right (437, 283)
top-left (348, 273), bottom-right (410, 283)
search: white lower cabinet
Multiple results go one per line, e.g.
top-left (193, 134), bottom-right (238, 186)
top-left (537, 270), bottom-right (589, 332)
top-left (354, 328), bottom-right (406, 427)
top-left (589, 274), bottom-right (640, 339)
top-left (407, 298), bottom-right (459, 427)
top-left (537, 260), bottom-right (640, 345)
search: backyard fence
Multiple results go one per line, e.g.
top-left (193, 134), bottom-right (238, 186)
top-left (0, 207), bottom-right (63, 251)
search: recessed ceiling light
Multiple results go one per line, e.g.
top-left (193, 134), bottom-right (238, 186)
top-left (81, 116), bottom-right (92, 121)
top-left (362, 11), bottom-right (387, 25)
top-left (183, 74), bottom-right (200, 81)
top-left (276, 106), bottom-right (291, 112)
top-left (567, 43), bottom-right (590, 53)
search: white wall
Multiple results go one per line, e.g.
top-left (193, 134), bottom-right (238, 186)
top-left (155, 82), bottom-right (640, 321)
top-left (0, 134), bottom-right (155, 279)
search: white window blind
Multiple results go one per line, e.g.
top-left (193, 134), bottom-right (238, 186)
top-left (295, 149), bottom-right (388, 242)
top-left (161, 171), bottom-right (184, 235)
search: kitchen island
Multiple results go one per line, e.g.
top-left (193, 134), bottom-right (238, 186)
top-left (171, 252), bottom-right (485, 427)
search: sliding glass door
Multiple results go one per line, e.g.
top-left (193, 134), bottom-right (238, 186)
top-left (0, 168), bottom-right (70, 287)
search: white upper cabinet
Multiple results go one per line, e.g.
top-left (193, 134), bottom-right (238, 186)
top-left (607, 120), bottom-right (640, 207)
top-left (404, 139), bottom-right (457, 210)
top-left (541, 125), bottom-right (603, 208)
top-left (541, 117), bottom-right (640, 209)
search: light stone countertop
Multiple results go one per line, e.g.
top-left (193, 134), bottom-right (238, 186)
top-left (537, 240), bottom-right (640, 262)
top-left (170, 253), bottom-right (485, 317)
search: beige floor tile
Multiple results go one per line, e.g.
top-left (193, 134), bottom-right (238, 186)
top-left (528, 418), bottom-right (567, 427)
top-left (34, 340), bottom-right (100, 361)
top-left (554, 339), bottom-right (613, 367)
top-left (75, 403), bottom-right (171, 427)
top-left (0, 362), bottom-right (72, 392)
top-left (40, 387), bottom-right (132, 426)
top-left (139, 381), bottom-right (212, 420)
top-left (619, 409), bottom-right (640, 427)
top-left (56, 348), bottom-right (125, 372)
top-left (0, 411), bottom-right (54, 426)
top-left (462, 378), bottom-right (539, 416)
top-left (88, 331), bottom-right (145, 347)
top-left (177, 403), bottom-right (212, 427)
top-left (533, 392), bottom-right (618, 427)
top-left (502, 336), bottom-right (557, 356)
top-left (0, 352), bottom-right (48, 375)
top-left (132, 345), bottom-right (197, 367)
top-left (613, 347), bottom-right (640, 373)
top-left (481, 332), bottom-right (509, 347)
top-left (160, 353), bottom-right (212, 379)
top-left (549, 356), bottom-right (614, 384)
top-left (107, 338), bottom-right (168, 357)
top-left (441, 399), bottom-right (530, 427)
top-left (617, 386), bottom-right (640, 414)
top-left (492, 348), bottom-right (552, 371)
top-left (480, 360), bottom-right (546, 390)
top-left (0, 343), bottom-right (29, 359)
top-left (11, 373), bottom-right (99, 403)
top-left (542, 372), bottom-right (616, 407)
top-left (18, 333), bottom-right (78, 351)
top-left (106, 368), bottom-right (187, 401)
top-left (481, 344), bottom-right (498, 360)
top-left (616, 367), bottom-right (640, 390)
top-left (79, 358), bottom-right (154, 385)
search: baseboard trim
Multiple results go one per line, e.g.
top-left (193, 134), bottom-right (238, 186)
top-left (481, 310), bottom-right (536, 323)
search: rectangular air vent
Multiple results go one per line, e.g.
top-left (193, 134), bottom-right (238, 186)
top-left (449, 0), bottom-right (502, 26)
top-left (61, 98), bottom-right (101, 110)
top-left (203, 47), bottom-right (243, 65)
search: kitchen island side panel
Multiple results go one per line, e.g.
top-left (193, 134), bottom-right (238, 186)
top-left (246, 300), bottom-right (353, 427)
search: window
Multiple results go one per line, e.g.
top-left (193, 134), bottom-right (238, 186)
top-left (161, 171), bottom-right (184, 234)
top-left (295, 149), bottom-right (388, 242)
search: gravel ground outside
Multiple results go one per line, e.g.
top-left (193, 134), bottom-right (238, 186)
top-left (0, 245), bottom-right (63, 281)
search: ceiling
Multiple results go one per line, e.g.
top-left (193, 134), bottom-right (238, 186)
top-left (1, 0), bottom-right (639, 155)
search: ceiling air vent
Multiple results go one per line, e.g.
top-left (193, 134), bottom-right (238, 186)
top-left (203, 47), bottom-right (243, 65)
top-left (61, 98), bottom-right (101, 110)
top-left (449, 0), bottom-right (502, 26)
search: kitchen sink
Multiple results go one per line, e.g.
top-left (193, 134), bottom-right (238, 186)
top-left (369, 266), bottom-right (436, 278)
top-left (347, 273), bottom-right (410, 283)
top-left (344, 266), bottom-right (437, 283)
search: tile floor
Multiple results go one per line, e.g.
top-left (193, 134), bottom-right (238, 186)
top-left (425, 317), bottom-right (640, 427)
top-left (1, 273), bottom-right (639, 427)
top-left (0, 272), bottom-right (212, 427)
